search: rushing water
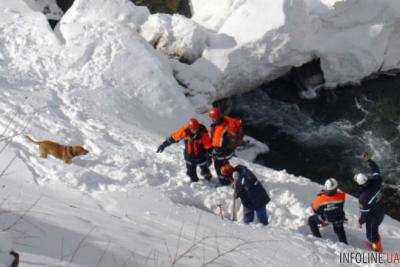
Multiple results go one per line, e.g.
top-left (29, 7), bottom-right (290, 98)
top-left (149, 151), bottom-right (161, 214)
top-left (218, 62), bottom-right (400, 220)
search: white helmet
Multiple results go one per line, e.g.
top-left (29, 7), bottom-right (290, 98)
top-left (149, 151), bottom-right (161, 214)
top-left (354, 173), bottom-right (368, 185)
top-left (232, 171), bottom-right (240, 180)
top-left (324, 178), bottom-right (338, 192)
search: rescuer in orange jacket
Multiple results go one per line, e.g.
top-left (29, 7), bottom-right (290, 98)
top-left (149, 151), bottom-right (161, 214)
top-left (208, 107), bottom-right (243, 185)
top-left (308, 178), bottom-right (348, 244)
top-left (157, 118), bottom-right (212, 182)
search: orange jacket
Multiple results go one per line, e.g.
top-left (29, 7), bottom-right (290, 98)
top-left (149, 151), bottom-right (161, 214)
top-left (210, 116), bottom-right (242, 148)
top-left (311, 191), bottom-right (346, 211)
top-left (311, 191), bottom-right (346, 222)
top-left (171, 123), bottom-right (211, 157)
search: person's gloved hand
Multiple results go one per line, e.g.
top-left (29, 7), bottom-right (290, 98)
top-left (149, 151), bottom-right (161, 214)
top-left (157, 144), bottom-right (165, 153)
top-left (157, 138), bottom-right (174, 153)
top-left (358, 217), bottom-right (364, 228)
top-left (363, 152), bottom-right (370, 161)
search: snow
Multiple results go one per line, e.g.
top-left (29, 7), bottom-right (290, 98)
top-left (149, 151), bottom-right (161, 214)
top-left (0, 0), bottom-right (399, 266)
top-left (188, 0), bottom-right (400, 98)
top-left (140, 14), bottom-right (209, 63)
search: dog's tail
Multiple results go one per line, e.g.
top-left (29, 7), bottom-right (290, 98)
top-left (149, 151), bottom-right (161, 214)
top-left (25, 135), bottom-right (40, 145)
top-left (9, 251), bottom-right (19, 267)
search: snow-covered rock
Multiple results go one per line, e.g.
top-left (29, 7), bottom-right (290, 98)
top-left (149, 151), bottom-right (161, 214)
top-left (190, 0), bottom-right (400, 98)
top-left (235, 136), bottom-right (269, 162)
top-left (170, 60), bottom-right (216, 112)
top-left (140, 14), bottom-right (209, 63)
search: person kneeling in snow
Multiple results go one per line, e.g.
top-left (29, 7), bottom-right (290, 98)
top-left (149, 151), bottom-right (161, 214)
top-left (221, 163), bottom-right (270, 225)
top-left (354, 152), bottom-right (385, 252)
top-left (157, 118), bottom-right (212, 182)
top-left (308, 178), bottom-right (348, 244)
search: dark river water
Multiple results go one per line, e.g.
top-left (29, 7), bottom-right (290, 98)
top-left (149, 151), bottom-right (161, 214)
top-left (218, 63), bottom-right (400, 220)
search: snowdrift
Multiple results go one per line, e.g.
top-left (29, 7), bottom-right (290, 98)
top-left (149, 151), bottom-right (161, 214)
top-left (0, 0), bottom-right (399, 266)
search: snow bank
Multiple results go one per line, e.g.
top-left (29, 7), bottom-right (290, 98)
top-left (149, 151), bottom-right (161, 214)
top-left (58, 0), bottom-right (194, 133)
top-left (0, 0), bottom-right (62, 85)
top-left (189, 0), bottom-right (400, 98)
top-left (2, 0), bottom-right (194, 134)
top-left (140, 14), bottom-right (209, 63)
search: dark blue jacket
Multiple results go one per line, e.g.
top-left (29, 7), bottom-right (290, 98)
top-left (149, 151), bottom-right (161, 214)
top-left (358, 160), bottom-right (384, 225)
top-left (234, 165), bottom-right (270, 209)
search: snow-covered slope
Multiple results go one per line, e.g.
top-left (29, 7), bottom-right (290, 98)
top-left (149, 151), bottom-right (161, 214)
top-left (189, 0), bottom-right (400, 98)
top-left (0, 0), bottom-right (399, 266)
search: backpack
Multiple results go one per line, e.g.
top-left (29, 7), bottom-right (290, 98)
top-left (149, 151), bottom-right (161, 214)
top-left (225, 117), bottom-right (244, 149)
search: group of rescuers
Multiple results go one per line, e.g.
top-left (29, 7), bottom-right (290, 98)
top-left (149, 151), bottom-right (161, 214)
top-left (157, 107), bottom-right (385, 253)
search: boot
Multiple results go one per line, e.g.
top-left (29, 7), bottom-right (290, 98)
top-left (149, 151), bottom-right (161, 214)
top-left (308, 216), bottom-right (322, 238)
top-left (372, 238), bottom-right (383, 253)
top-left (203, 173), bottom-right (212, 181)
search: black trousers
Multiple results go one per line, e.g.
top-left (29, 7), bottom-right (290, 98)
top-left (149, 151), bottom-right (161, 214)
top-left (186, 161), bottom-right (211, 182)
top-left (213, 151), bottom-right (234, 185)
top-left (365, 209), bottom-right (385, 243)
top-left (308, 214), bottom-right (347, 244)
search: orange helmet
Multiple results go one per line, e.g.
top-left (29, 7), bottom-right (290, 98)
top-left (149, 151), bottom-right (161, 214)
top-left (208, 107), bottom-right (221, 120)
top-left (220, 163), bottom-right (234, 176)
top-left (188, 118), bottom-right (200, 132)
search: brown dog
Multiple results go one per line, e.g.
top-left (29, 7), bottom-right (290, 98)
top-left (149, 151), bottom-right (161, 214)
top-left (25, 136), bottom-right (89, 164)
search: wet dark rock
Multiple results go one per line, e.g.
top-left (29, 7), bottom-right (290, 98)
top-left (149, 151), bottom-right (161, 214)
top-left (56, 0), bottom-right (74, 13)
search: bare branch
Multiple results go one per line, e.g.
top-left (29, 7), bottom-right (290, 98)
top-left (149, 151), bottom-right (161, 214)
top-left (68, 226), bottom-right (96, 265)
top-left (96, 238), bottom-right (111, 267)
top-left (142, 248), bottom-right (155, 267)
top-left (60, 237), bottom-right (65, 262)
top-left (0, 153), bottom-right (18, 180)
top-left (120, 249), bottom-right (139, 267)
top-left (1, 197), bottom-right (41, 232)
top-left (163, 239), bottom-right (172, 264)
top-left (171, 222), bottom-right (185, 266)
top-left (202, 240), bottom-right (261, 266)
